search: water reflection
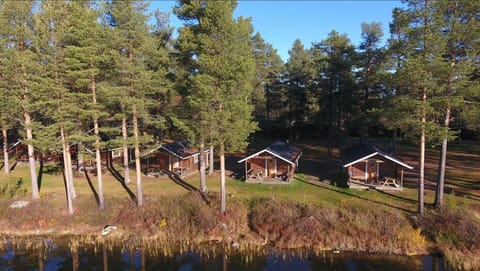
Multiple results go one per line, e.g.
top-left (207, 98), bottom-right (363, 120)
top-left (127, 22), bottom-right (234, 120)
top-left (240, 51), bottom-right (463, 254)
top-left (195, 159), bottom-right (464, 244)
top-left (0, 239), bottom-right (449, 271)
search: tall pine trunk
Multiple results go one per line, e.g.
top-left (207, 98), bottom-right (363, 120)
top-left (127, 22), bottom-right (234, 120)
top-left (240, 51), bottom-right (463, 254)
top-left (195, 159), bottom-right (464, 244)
top-left (2, 127), bottom-right (9, 174)
top-left (208, 145), bottom-right (214, 176)
top-left (77, 143), bottom-right (84, 172)
top-left (418, 88), bottom-right (426, 216)
top-left (122, 117), bottom-right (130, 184)
top-left (435, 56), bottom-right (456, 208)
top-left (434, 105), bottom-right (450, 208)
top-left (220, 143), bottom-right (226, 213)
top-left (132, 105), bottom-right (143, 206)
top-left (92, 76), bottom-right (104, 210)
top-left (199, 139), bottom-right (207, 192)
top-left (61, 127), bottom-right (74, 215)
top-left (327, 87), bottom-right (334, 157)
top-left (392, 128), bottom-right (398, 155)
top-left (25, 110), bottom-right (39, 200)
top-left (94, 138), bottom-right (104, 209)
top-left (65, 142), bottom-right (76, 199)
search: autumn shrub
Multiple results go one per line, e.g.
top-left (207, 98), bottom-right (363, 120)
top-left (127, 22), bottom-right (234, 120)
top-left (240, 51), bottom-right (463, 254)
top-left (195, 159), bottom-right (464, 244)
top-left (4, 195), bottom-right (75, 231)
top-left (442, 247), bottom-right (480, 271)
top-left (420, 208), bottom-right (480, 270)
top-left (248, 198), bottom-right (427, 254)
top-left (0, 177), bottom-right (27, 199)
top-left (420, 208), bottom-right (480, 250)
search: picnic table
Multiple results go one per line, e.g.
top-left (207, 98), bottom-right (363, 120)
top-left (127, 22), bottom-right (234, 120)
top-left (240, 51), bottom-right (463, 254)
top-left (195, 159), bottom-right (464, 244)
top-left (379, 177), bottom-right (400, 188)
top-left (250, 168), bottom-right (264, 180)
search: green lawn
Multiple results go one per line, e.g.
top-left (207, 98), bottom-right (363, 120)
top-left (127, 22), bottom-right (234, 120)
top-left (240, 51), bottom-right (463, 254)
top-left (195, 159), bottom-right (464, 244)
top-left (1, 139), bottom-right (479, 216)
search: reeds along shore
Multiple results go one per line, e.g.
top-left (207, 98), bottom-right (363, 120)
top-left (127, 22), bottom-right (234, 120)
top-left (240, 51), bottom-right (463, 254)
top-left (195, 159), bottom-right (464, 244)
top-left (1, 192), bottom-right (479, 270)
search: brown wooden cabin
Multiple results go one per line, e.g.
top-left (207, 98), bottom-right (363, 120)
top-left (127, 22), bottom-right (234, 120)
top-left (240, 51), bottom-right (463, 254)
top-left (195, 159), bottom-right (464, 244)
top-left (341, 142), bottom-right (413, 190)
top-left (238, 140), bottom-right (302, 183)
top-left (9, 140), bottom-right (62, 164)
top-left (141, 140), bottom-right (209, 177)
top-left (7, 140), bottom-right (133, 170)
top-left (81, 147), bottom-right (133, 168)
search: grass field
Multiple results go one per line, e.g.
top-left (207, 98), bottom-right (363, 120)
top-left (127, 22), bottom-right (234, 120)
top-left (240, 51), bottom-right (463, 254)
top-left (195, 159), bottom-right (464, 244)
top-left (1, 138), bottom-right (479, 217)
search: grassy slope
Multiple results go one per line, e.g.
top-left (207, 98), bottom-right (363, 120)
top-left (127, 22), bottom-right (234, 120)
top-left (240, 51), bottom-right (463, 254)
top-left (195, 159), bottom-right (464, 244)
top-left (1, 139), bottom-right (479, 219)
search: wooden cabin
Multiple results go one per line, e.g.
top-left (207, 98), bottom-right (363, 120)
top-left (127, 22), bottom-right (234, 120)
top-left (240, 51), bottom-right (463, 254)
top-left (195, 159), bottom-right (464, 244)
top-left (141, 140), bottom-right (209, 177)
top-left (341, 142), bottom-right (413, 190)
top-left (7, 140), bottom-right (133, 170)
top-left (9, 140), bottom-right (61, 164)
top-left (238, 140), bottom-right (302, 183)
top-left (78, 146), bottom-right (134, 169)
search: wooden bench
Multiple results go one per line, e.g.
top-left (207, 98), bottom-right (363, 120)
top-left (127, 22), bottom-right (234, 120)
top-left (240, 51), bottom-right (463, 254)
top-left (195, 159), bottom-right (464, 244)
top-left (379, 177), bottom-right (399, 188)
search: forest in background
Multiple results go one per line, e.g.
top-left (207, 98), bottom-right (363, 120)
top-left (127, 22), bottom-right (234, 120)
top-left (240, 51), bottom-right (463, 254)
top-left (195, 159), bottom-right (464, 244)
top-left (0, 0), bottom-right (479, 216)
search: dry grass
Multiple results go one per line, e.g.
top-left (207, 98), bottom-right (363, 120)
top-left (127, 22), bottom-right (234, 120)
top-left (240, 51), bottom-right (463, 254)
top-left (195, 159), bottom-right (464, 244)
top-left (248, 198), bottom-right (427, 254)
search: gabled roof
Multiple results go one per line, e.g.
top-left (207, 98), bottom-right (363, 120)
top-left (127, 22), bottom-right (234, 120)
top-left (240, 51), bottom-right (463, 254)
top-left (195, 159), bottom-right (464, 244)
top-left (140, 143), bottom-right (163, 157)
top-left (8, 140), bottom-right (20, 150)
top-left (341, 142), bottom-right (413, 169)
top-left (141, 140), bottom-right (207, 159)
top-left (238, 140), bottom-right (302, 165)
top-left (161, 140), bottom-right (206, 159)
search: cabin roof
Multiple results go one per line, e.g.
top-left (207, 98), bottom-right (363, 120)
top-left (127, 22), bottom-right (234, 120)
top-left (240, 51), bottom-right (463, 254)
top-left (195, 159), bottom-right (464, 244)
top-left (161, 140), bottom-right (200, 159)
top-left (238, 140), bottom-right (302, 165)
top-left (8, 140), bottom-right (20, 150)
top-left (341, 142), bottom-right (413, 169)
top-left (141, 140), bottom-right (207, 159)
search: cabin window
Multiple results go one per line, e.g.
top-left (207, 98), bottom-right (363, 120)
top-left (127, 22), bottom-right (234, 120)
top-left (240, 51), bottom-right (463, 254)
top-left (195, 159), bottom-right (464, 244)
top-left (112, 149), bottom-right (122, 158)
top-left (194, 154), bottom-right (199, 164)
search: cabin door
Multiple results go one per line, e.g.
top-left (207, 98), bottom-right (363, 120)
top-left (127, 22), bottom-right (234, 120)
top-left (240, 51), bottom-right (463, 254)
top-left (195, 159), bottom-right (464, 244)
top-left (266, 158), bottom-right (276, 178)
top-left (366, 159), bottom-right (378, 182)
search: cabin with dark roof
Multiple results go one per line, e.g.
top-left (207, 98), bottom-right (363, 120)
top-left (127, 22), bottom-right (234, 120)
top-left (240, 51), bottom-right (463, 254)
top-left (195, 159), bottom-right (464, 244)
top-left (9, 140), bottom-right (68, 164)
top-left (341, 142), bottom-right (413, 190)
top-left (238, 140), bottom-right (302, 183)
top-left (141, 140), bottom-right (209, 176)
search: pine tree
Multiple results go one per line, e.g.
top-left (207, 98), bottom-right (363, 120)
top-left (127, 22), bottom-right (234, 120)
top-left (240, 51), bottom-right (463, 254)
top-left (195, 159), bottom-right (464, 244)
top-left (356, 21), bottom-right (385, 139)
top-left (65, 0), bottom-right (110, 210)
top-left (36, 0), bottom-right (80, 214)
top-left (430, 0), bottom-right (480, 207)
top-left (0, 5), bottom-right (20, 174)
top-left (175, 0), bottom-right (256, 212)
top-left (285, 39), bottom-right (317, 141)
top-left (312, 31), bottom-right (357, 156)
top-left (0, 0), bottom-right (40, 199)
top-left (387, 0), bottom-right (445, 216)
top-left (107, 0), bottom-right (158, 207)
top-left (174, 0), bottom-right (214, 192)
top-left (250, 32), bottom-right (285, 126)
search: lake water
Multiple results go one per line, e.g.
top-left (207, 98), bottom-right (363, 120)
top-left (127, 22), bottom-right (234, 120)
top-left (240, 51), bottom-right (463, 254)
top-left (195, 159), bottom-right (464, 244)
top-left (0, 238), bottom-right (448, 271)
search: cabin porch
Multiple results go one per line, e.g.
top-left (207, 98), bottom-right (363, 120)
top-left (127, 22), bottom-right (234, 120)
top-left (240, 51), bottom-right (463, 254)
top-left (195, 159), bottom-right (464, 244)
top-left (244, 156), bottom-right (295, 183)
top-left (347, 158), bottom-right (406, 191)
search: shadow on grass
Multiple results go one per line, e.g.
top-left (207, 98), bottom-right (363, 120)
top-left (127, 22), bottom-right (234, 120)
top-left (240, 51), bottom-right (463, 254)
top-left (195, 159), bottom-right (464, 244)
top-left (37, 155), bottom-right (44, 192)
top-left (42, 164), bottom-right (62, 175)
top-left (161, 169), bottom-right (210, 205)
top-left (106, 160), bottom-right (137, 203)
top-left (62, 169), bottom-right (68, 203)
top-left (84, 170), bottom-right (100, 206)
top-left (376, 190), bottom-right (418, 204)
top-left (297, 178), bottom-right (416, 214)
top-left (9, 161), bottom-right (17, 172)
top-left (448, 190), bottom-right (480, 202)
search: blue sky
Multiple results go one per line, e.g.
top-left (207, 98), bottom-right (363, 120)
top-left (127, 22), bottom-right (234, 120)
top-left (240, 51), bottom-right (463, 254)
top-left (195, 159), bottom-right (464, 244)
top-left (150, 1), bottom-right (405, 61)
